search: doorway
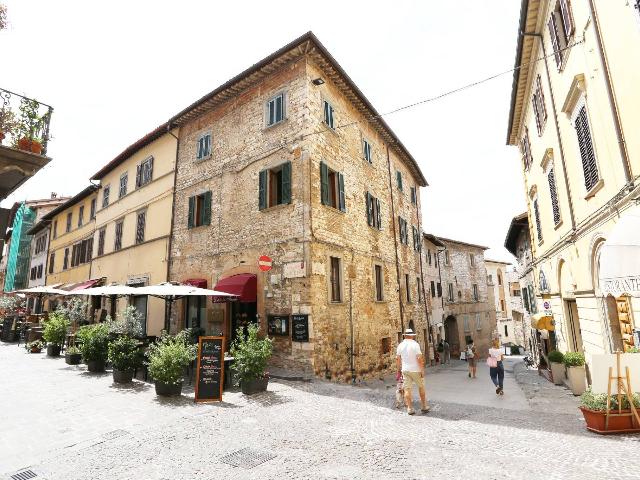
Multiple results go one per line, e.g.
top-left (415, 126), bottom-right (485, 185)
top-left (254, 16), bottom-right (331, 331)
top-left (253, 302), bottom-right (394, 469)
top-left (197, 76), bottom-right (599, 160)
top-left (444, 315), bottom-right (460, 356)
top-left (565, 300), bottom-right (583, 353)
top-left (230, 301), bottom-right (257, 343)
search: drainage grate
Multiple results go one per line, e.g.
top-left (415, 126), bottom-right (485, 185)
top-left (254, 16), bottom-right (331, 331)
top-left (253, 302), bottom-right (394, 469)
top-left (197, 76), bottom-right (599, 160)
top-left (10, 470), bottom-right (38, 480)
top-left (220, 447), bottom-right (276, 469)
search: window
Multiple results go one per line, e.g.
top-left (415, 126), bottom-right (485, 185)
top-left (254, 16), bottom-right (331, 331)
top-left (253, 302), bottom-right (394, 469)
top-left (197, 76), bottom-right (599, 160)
top-left (500, 299), bottom-right (506, 312)
top-left (548, 167), bottom-right (561, 225)
top-left (330, 256), bottom-right (342, 302)
top-left (463, 315), bottom-right (470, 333)
top-left (66, 212), bottom-right (72, 233)
top-left (323, 100), bottom-right (335, 129)
top-left (412, 226), bottom-right (421, 251)
top-left (34, 235), bottom-right (46, 255)
top-left (497, 272), bottom-right (503, 286)
top-left (417, 277), bottom-right (422, 303)
top-left (114, 220), bottom-right (123, 251)
top-left (196, 133), bottom-right (211, 160)
top-left (427, 249), bottom-right (432, 266)
top-left (119, 172), bottom-right (128, 198)
top-left (63, 248), bottom-right (69, 270)
top-left (266, 93), bottom-right (285, 127)
top-left (187, 191), bottom-right (212, 228)
top-left (574, 103), bottom-right (599, 192)
top-left (405, 274), bottom-right (411, 303)
top-left (444, 250), bottom-right (451, 265)
top-left (365, 192), bottom-right (382, 229)
top-left (36, 264), bottom-right (42, 279)
top-left (374, 265), bottom-right (384, 301)
top-left (77, 205), bottom-right (84, 227)
top-left (320, 162), bottom-right (345, 212)
top-left (548, 0), bottom-right (574, 69)
top-left (53, 221), bottom-right (57, 239)
top-left (475, 313), bottom-right (482, 331)
top-left (469, 253), bottom-right (475, 266)
top-left (437, 282), bottom-right (442, 298)
top-left (430, 280), bottom-right (436, 298)
top-left (513, 289), bottom-right (521, 297)
top-left (30, 267), bottom-right (36, 281)
top-left (363, 139), bottom-right (372, 163)
top-left (447, 283), bottom-right (454, 302)
top-left (90, 198), bottom-right (96, 220)
top-left (532, 75), bottom-right (547, 135)
top-left (49, 253), bottom-right (55, 274)
top-left (259, 162), bottom-right (291, 209)
top-left (102, 185), bottom-right (110, 208)
top-left (135, 210), bottom-right (146, 244)
top-left (504, 325), bottom-right (509, 337)
top-left (185, 296), bottom-right (206, 329)
top-left (473, 284), bottom-right (479, 301)
top-left (533, 197), bottom-right (543, 243)
top-left (521, 128), bottom-right (533, 171)
top-left (97, 228), bottom-right (106, 256)
top-left (528, 284), bottom-right (538, 313)
top-left (71, 238), bottom-right (93, 267)
top-left (136, 157), bottom-right (154, 187)
top-left (396, 171), bottom-right (403, 191)
top-left (488, 274), bottom-right (493, 285)
top-left (411, 186), bottom-right (418, 205)
top-left (398, 217), bottom-right (408, 245)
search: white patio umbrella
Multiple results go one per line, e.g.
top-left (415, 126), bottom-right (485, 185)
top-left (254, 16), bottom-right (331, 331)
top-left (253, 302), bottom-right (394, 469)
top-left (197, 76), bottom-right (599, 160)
top-left (134, 282), bottom-right (237, 331)
top-left (17, 285), bottom-right (67, 295)
top-left (64, 284), bottom-right (140, 296)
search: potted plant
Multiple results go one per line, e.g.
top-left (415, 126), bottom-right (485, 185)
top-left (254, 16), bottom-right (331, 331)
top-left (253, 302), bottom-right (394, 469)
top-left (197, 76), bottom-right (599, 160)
top-left (42, 312), bottom-right (70, 356)
top-left (25, 339), bottom-right (45, 353)
top-left (77, 323), bottom-right (110, 372)
top-left (579, 387), bottom-right (640, 434)
top-left (564, 352), bottom-right (586, 395)
top-left (231, 324), bottom-right (273, 395)
top-left (65, 345), bottom-right (82, 365)
top-left (547, 350), bottom-right (565, 386)
top-left (147, 330), bottom-right (197, 396)
top-left (108, 335), bottom-right (141, 384)
top-left (13, 98), bottom-right (44, 154)
top-left (0, 108), bottom-right (19, 145)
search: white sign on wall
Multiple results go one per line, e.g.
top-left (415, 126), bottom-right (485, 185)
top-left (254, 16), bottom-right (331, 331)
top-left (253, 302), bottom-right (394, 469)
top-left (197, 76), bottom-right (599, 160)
top-left (590, 354), bottom-right (640, 394)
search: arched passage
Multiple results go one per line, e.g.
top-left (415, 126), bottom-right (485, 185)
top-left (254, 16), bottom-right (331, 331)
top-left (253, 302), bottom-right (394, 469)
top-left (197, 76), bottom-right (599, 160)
top-left (444, 315), bottom-right (460, 357)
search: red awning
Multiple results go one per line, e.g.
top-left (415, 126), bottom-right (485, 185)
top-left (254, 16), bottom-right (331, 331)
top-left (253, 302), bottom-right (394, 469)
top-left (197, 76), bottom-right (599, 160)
top-left (213, 274), bottom-right (257, 302)
top-left (184, 278), bottom-right (207, 288)
top-left (60, 279), bottom-right (101, 292)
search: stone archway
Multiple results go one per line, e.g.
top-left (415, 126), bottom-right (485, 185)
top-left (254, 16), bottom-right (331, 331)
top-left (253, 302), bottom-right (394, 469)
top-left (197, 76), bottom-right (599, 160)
top-left (444, 315), bottom-right (460, 357)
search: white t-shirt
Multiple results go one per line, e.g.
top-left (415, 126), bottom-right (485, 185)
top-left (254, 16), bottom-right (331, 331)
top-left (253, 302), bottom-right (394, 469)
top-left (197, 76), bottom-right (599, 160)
top-left (488, 348), bottom-right (503, 361)
top-left (396, 339), bottom-right (422, 372)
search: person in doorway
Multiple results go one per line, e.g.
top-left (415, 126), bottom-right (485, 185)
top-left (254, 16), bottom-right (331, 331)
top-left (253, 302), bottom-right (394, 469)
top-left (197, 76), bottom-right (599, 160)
top-left (443, 340), bottom-right (450, 364)
top-left (396, 328), bottom-right (430, 415)
top-left (437, 340), bottom-right (444, 364)
top-left (487, 339), bottom-right (505, 395)
top-left (466, 340), bottom-right (477, 378)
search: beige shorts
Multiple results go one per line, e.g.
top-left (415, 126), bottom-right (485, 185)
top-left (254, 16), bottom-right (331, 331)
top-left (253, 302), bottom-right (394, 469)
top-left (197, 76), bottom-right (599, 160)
top-left (402, 371), bottom-right (424, 392)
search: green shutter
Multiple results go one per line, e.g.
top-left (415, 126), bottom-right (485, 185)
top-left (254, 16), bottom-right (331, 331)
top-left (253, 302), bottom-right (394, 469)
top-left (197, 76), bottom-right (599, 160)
top-left (365, 192), bottom-right (372, 226)
top-left (375, 198), bottom-right (381, 229)
top-left (338, 173), bottom-right (346, 212)
top-left (320, 161), bottom-right (329, 206)
top-left (203, 191), bottom-right (212, 225)
top-left (396, 171), bottom-right (403, 191)
top-left (259, 169), bottom-right (267, 210)
top-left (282, 161), bottom-right (291, 204)
top-left (187, 196), bottom-right (195, 228)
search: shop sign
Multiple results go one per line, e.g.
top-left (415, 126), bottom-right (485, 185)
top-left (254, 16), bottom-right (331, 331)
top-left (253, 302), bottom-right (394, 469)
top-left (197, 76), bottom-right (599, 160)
top-left (195, 336), bottom-right (224, 403)
top-left (292, 314), bottom-right (309, 342)
top-left (268, 315), bottom-right (289, 336)
top-left (602, 276), bottom-right (640, 297)
top-left (258, 255), bottom-right (273, 272)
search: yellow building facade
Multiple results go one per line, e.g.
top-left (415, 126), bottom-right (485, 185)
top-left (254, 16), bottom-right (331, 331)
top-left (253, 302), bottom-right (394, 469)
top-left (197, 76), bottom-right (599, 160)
top-left (89, 125), bottom-right (178, 336)
top-left (507, 0), bottom-right (640, 370)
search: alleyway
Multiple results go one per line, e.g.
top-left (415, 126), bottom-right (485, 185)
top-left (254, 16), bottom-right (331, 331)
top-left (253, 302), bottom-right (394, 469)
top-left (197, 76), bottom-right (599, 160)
top-left (2, 343), bottom-right (639, 480)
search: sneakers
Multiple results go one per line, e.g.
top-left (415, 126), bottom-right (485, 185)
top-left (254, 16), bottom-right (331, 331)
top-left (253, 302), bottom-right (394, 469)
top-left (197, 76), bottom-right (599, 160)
top-left (468, 372), bottom-right (471, 378)
top-left (496, 386), bottom-right (504, 395)
top-left (421, 405), bottom-right (431, 413)
top-left (407, 408), bottom-right (415, 415)
top-left (495, 386), bottom-right (501, 394)
top-left (499, 388), bottom-right (504, 395)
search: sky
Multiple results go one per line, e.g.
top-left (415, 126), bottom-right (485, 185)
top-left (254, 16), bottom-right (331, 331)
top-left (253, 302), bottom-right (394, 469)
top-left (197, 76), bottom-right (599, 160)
top-left (0, 0), bottom-right (524, 262)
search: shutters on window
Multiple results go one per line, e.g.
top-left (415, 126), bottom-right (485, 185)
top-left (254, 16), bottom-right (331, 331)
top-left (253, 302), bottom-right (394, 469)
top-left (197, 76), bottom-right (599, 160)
top-left (528, 285), bottom-right (537, 313)
top-left (533, 198), bottom-right (543, 243)
top-left (522, 285), bottom-right (530, 313)
top-left (548, 16), bottom-right (562, 67)
top-left (338, 173), bottom-right (345, 212)
top-left (281, 161), bottom-right (291, 205)
top-left (136, 164), bottom-right (142, 188)
top-left (396, 171), bottom-right (403, 191)
top-left (365, 192), bottom-right (373, 226)
top-left (537, 76), bottom-right (547, 124)
top-left (375, 198), bottom-right (381, 229)
top-left (521, 128), bottom-right (533, 170)
top-left (320, 162), bottom-right (329, 206)
top-left (548, 167), bottom-right (561, 225)
top-left (203, 191), bottom-right (212, 226)
top-left (559, 0), bottom-right (574, 37)
top-left (188, 196), bottom-right (195, 228)
top-left (258, 170), bottom-right (267, 210)
top-left (574, 105), bottom-right (599, 192)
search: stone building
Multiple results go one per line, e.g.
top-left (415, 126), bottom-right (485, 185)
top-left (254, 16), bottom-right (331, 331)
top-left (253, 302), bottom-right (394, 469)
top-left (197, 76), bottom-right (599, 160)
top-left (423, 234), bottom-right (445, 360)
top-left (167, 32), bottom-right (428, 381)
top-left (506, 0), bottom-right (640, 366)
top-left (485, 259), bottom-right (517, 346)
top-left (425, 236), bottom-right (497, 358)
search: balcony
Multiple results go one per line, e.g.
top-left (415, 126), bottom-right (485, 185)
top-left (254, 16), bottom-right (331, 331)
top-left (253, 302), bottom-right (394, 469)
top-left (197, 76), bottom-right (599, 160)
top-left (0, 88), bottom-right (52, 201)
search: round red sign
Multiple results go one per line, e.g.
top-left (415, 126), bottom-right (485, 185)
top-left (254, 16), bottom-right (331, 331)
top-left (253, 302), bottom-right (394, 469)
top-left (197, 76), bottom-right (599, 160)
top-left (258, 255), bottom-right (272, 272)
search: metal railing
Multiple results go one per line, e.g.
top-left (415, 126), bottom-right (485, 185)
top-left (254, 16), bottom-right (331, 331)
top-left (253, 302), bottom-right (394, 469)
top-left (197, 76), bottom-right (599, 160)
top-left (0, 87), bottom-right (53, 155)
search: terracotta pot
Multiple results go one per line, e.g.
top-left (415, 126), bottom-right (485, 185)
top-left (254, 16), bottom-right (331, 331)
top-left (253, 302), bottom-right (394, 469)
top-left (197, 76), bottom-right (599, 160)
top-left (29, 140), bottom-right (42, 154)
top-left (17, 137), bottom-right (32, 151)
top-left (579, 406), bottom-right (640, 434)
top-left (241, 377), bottom-right (269, 395)
top-left (155, 381), bottom-right (182, 396)
top-left (30, 347), bottom-right (42, 353)
top-left (0, 131), bottom-right (5, 143)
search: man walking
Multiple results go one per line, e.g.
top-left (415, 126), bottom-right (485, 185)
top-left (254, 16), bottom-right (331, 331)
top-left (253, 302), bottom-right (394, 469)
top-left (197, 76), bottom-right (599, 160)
top-left (396, 328), bottom-right (430, 415)
top-left (443, 339), bottom-right (450, 364)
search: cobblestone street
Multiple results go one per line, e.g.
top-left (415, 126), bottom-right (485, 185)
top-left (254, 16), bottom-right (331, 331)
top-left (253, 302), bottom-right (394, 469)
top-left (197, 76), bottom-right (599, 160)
top-left (2, 343), bottom-right (640, 480)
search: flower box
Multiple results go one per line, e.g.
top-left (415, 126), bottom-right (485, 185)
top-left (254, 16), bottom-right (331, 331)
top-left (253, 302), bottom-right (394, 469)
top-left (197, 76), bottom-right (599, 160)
top-left (579, 406), bottom-right (640, 434)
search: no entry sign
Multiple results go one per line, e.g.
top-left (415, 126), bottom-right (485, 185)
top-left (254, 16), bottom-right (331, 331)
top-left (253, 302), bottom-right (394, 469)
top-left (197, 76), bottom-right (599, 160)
top-left (258, 255), bottom-right (273, 272)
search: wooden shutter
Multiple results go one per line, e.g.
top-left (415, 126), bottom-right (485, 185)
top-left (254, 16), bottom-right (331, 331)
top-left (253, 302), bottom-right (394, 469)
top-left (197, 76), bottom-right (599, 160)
top-left (136, 164), bottom-right (142, 188)
top-left (258, 169), bottom-right (267, 210)
top-left (338, 173), bottom-right (346, 212)
top-left (320, 162), bottom-right (329, 206)
top-left (375, 198), bottom-right (381, 229)
top-left (548, 15), bottom-right (562, 67)
top-left (396, 171), bottom-right (402, 191)
top-left (537, 76), bottom-right (547, 123)
top-left (548, 168), bottom-right (561, 225)
top-left (203, 191), bottom-right (212, 226)
top-left (147, 157), bottom-right (154, 182)
top-left (281, 161), bottom-right (291, 205)
top-left (528, 285), bottom-right (537, 313)
top-left (532, 94), bottom-right (542, 135)
top-left (559, 0), bottom-right (574, 37)
top-left (533, 199), bottom-right (543, 243)
top-left (188, 196), bottom-right (195, 228)
top-left (365, 192), bottom-right (373, 226)
top-left (574, 106), bottom-right (599, 191)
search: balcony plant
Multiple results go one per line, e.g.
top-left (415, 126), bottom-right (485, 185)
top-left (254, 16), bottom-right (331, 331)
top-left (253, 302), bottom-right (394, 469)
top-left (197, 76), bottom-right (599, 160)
top-left (108, 335), bottom-right (141, 384)
top-left (147, 330), bottom-right (197, 396)
top-left (564, 352), bottom-right (586, 395)
top-left (230, 323), bottom-right (273, 395)
top-left (42, 312), bottom-right (70, 356)
top-left (13, 97), bottom-right (44, 154)
top-left (0, 108), bottom-right (19, 145)
top-left (547, 350), bottom-right (565, 386)
top-left (579, 387), bottom-right (640, 434)
top-left (76, 323), bottom-right (110, 372)
top-left (65, 345), bottom-right (82, 365)
top-left (25, 339), bottom-right (45, 353)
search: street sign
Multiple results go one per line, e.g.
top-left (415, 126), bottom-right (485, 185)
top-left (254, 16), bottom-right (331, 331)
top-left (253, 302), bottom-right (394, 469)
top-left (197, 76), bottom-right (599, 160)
top-left (258, 255), bottom-right (272, 272)
top-left (543, 301), bottom-right (551, 310)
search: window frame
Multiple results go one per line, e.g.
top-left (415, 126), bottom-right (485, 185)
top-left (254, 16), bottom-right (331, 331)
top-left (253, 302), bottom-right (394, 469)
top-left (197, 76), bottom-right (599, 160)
top-left (323, 99), bottom-right (336, 130)
top-left (473, 283), bottom-right (479, 302)
top-left (119, 172), bottom-right (128, 199)
top-left (114, 219), bottom-right (124, 252)
top-left (320, 161), bottom-right (345, 212)
top-left (78, 205), bottom-right (84, 228)
top-left (447, 283), bottom-right (454, 302)
top-left (259, 162), bottom-right (292, 210)
top-left (135, 209), bottom-right (146, 245)
top-left (365, 192), bottom-right (382, 230)
top-left (137, 156), bottom-right (154, 188)
top-left (329, 256), bottom-right (343, 303)
top-left (66, 212), bottom-right (72, 233)
top-left (48, 252), bottom-right (55, 274)
top-left (363, 138), bottom-right (372, 163)
top-left (102, 185), bottom-right (110, 209)
top-left (265, 92), bottom-right (286, 127)
top-left (196, 132), bottom-right (212, 161)
top-left (405, 274), bottom-right (411, 303)
top-left (97, 227), bottom-right (106, 256)
top-left (374, 263), bottom-right (384, 302)
top-left (90, 198), bottom-right (96, 220)
top-left (188, 191), bottom-right (212, 228)
top-left (571, 97), bottom-right (600, 195)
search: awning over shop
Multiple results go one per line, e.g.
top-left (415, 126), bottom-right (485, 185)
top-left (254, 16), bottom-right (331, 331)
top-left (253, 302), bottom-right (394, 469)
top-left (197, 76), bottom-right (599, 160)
top-left (599, 205), bottom-right (640, 297)
top-left (213, 274), bottom-right (257, 303)
top-left (60, 278), bottom-right (102, 292)
top-left (184, 278), bottom-right (207, 288)
top-left (531, 313), bottom-right (555, 331)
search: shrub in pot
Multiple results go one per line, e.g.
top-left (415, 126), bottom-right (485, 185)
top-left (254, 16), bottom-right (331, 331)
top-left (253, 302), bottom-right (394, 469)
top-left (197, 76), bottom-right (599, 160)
top-left (579, 387), bottom-right (640, 433)
top-left (231, 324), bottom-right (273, 395)
top-left (42, 312), bottom-right (70, 356)
top-left (108, 335), bottom-right (141, 384)
top-left (147, 330), bottom-right (197, 396)
top-left (77, 323), bottom-right (110, 372)
top-left (564, 352), bottom-right (586, 395)
top-left (65, 346), bottom-right (82, 365)
top-left (547, 350), bottom-right (565, 386)
top-left (25, 340), bottom-right (45, 353)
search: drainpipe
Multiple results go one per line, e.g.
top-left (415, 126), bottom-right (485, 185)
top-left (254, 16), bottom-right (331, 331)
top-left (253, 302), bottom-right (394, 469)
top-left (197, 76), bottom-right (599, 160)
top-left (523, 31), bottom-right (576, 231)
top-left (385, 144), bottom-right (405, 335)
top-left (587, 0), bottom-right (633, 184)
top-left (165, 125), bottom-right (180, 333)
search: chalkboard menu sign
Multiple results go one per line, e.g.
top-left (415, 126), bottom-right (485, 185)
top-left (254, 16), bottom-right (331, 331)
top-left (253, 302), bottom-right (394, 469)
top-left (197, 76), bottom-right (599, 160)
top-left (268, 315), bottom-right (289, 336)
top-left (291, 314), bottom-right (309, 342)
top-left (195, 336), bottom-right (225, 403)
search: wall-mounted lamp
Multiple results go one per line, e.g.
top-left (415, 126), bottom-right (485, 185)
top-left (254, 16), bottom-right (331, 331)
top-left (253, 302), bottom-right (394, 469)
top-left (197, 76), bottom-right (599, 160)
top-left (312, 78), bottom-right (325, 86)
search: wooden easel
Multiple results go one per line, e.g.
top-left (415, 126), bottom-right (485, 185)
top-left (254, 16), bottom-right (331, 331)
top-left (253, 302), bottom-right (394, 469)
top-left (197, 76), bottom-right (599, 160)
top-left (605, 351), bottom-right (640, 431)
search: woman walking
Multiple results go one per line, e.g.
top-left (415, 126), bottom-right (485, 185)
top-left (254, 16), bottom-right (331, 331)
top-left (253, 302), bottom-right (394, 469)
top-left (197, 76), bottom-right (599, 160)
top-left (487, 339), bottom-right (504, 395)
top-left (466, 340), bottom-right (477, 378)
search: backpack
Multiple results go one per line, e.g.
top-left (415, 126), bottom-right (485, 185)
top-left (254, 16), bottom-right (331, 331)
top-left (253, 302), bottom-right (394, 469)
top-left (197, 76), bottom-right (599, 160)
top-left (466, 346), bottom-right (474, 358)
